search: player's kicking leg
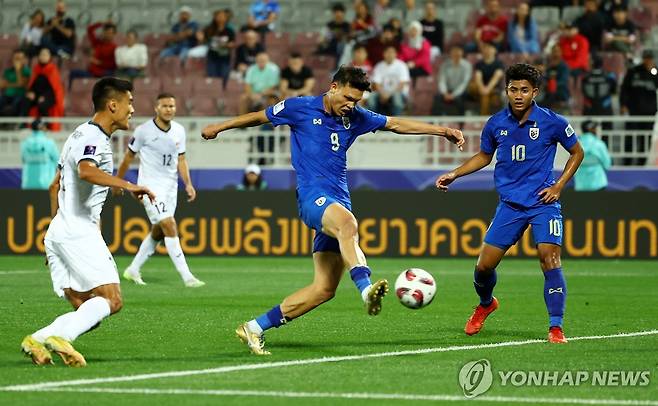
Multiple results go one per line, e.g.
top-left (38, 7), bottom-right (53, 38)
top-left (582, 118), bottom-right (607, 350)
top-left (465, 243), bottom-right (505, 336)
top-left (237, 251), bottom-right (345, 355)
top-left (23, 284), bottom-right (122, 367)
top-left (321, 203), bottom-right (389, 315)
top-left (537, 243), bottom-right (568, 343)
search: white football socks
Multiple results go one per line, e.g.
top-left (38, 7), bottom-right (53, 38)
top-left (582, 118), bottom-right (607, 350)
top-left (361, 284), bottom-right (372, 303)
top-left (164, 236), bottom-right (194, 281)
top-left (129, 234), bottom-right (158, 271)
top-left (247, 319), bottom-right (264, 335)
top-left (32, 296), bottom-right (111, 343)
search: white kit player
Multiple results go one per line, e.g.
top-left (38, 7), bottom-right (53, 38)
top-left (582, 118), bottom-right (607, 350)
top-left (115, 93), bottom-right (204, 287)
top-left (21, 77), bottom-right (155, 367)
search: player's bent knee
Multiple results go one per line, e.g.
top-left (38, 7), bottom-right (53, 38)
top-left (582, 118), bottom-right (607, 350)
top-left (107, 295), bottom-right (123, 314)
top-left (338, 217), bottom-right (359, 240)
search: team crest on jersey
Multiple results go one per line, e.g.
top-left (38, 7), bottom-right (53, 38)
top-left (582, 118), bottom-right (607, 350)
top-left (342, 116), bottom-right (351, 129)
top-left (315, 197), bottom-right (327, 206)
top-left (83, 145), bottom-right (97, 155)
top-left (529, 127), bottom-right (540, 140)
top-left (565, 124), bottom-right (575, 137)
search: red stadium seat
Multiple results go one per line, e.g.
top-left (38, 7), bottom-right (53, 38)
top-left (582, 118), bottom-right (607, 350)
top-left (153, 56), bottom-right (183, 78)
top-left (184, 57), bottom-right (207, 78)
top-left (133, 77), bottom-right (162, 94)
top-left (264, 32), bottom-right (290, 48)
top-left (161, 76), bottom-right (193, 100)
top-left (600, 52), bottom-right (626, 81)
top-left (143, 33), bottom-right (168, 49)
top-left (191, 77), bottom-right (224, 98)
top-left (0, 34), bottom-right (19, 50)
top-left (188, 97), bottom-right (220, 116)
top-left (70, 77), bottom-right (96, 96)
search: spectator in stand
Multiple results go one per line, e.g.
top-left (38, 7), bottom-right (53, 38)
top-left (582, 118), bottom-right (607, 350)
top-left (388, 17), bottom-right (404, 44)
top-left (399, 21), bottom-right (432, 79)
top-left (620, 50), bottom-right (658, 166)
top-left (574, 120), bottom-right (611, 191)
top-left (581, 54), bottom-right (616, 118)
top-left (19, 48), bottom-right (64, 130)
top-left (352, 1), bottom-right (376, 42)
top-left (419, 1), bottom-right (444, 61)
top-left (372, 0), bottom-right (393, 29)
top-left (41, 0), bottom-right (76, 58)
top-left (601, 0), bottom-right (629, 22)
top-left (316, 3), bottom-right (351, 63)
top-left (469, 41), bottom-right (505, 115)
top-left (541, 45), bottom-right (570, 112)
top-left (432, 45), bottom-right (472, 116)
top-left (115, 30), bottom-right (148, 81)
top-left (279, 53), bottom-right (315, 99)
top-left (159, 6), bottom-right (199, 60)
top-left (472, 0), bottom-right (508, 52)
top-left (403, 0), bottom-right (423, 26)
top-left (239, 52), bottom-right (280, 115)
top-left (199, 9), bottom-right (235, 85)
top-left (558, 21), bottom-right (589, 77)
top-left (603, 6), bottom-right (636, 58)
top-left (368, 45), bottom-right (411, 116)
top-left (350, 44), bottom-right (372, 76)
top-left (507, 2), bottom-right (540, 58)
top-left (366, 24), bottom-right (398, 66)
top-left (243, 0), bottom-right (280, 34)
top-left (0, 50), bottom-right (30, 117)
top-left (575, 0), bottom-right (607, 54)
top-left (21, 119), bottom-right (59, 190)
top-left (68, 21), bottom-right (117, 87)
top-left (237, 164), bottom-right (268, 190)
top-left (20, 9), bottom-right (46, 59)
top-left (235, 29), bottom-right (265, 77)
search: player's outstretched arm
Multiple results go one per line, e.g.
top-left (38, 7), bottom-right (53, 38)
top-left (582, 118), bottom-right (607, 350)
top-left (538, 141), bottom-right (584, 204)
top-left (112, 149), bottom-right (135, 196)
top-left (48, 169), bottom-right (61, 218)
top-left (384, 116), bottom-right (465, 150)
top-left (78, 160), bottom-right (156, 202)
top-left (435, 151), bottom-right (493, 191)
top-left (201, 110), bottom-right (270, 140)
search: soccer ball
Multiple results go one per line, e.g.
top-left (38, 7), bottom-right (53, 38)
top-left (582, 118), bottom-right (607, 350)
top-left (394, 268), bottom-right (437, 309)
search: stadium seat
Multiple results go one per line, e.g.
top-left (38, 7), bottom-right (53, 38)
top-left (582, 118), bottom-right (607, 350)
top-left (153, 56), bottom-right (183, 78)
top-left (600, 52), bottom-right (626, 81)
top-left (0, 34), bottom-right (19, 50)
top-left (161, 77), bottom-right (193, 100)
top-left (188, 97), bottom-right (220, 117)
top-left (184, 58), bottom-right (208, 78)
top-left (70, 77), bottom-right (96, 96)
top-left (532, 7), bottom-right (560, 28)
top-left (630, 6), bottom-right (656, 33)
top-left (562, 6), bottom-right (584, 24)
top-left (133, 77), bottom-right (162, 94)
top-left (143, 33), bottom-right (168, 49)
top-left (191, 77), bottom-right (224, 98)
top-left (132, 93), bottom-right (159, 116)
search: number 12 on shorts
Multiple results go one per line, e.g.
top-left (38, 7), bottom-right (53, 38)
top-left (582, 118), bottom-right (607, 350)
top-left (154, 201), bottom-right (166, 214)
top-left (549, 218), bottom-right (562, 237)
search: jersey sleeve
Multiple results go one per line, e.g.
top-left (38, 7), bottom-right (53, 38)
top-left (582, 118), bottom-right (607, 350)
top-left (128, 125), bottom-right (145, 153)
top-left (73, 134), bottom-right (104, 166)
top-left (479, 119), bottom-right (497, 154)
top-left (553, 115), bottom-right (578, 150)
top-left (265, 97), bottom-right (301, 127)
top-left (352, 106), bottom-right (387, 135)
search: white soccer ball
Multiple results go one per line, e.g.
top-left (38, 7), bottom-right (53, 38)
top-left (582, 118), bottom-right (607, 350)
top-left (394, 268), bottom-right (437, 309)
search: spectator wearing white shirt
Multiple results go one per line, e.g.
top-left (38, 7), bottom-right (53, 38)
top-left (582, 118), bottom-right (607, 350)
top-left (20, 10), bottom-right (46, 58)
top-left (367, 45), bottom-right (410, 115)
top-left (115, 30), bottom-right (148, 80)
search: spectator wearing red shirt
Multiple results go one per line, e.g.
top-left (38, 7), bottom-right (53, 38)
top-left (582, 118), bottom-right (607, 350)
top-left (399, 21), bottom-right (431, 79)
top-left (352, 1), bottom-right (375, 43)
top-left (68, 21), bottom-right (117, 88)
top-left (473, 0), bottom-right (508, 52)
top-left (558, 22), bottom-right (590, 77)
top-left (365, 24), bottom-right (398, 66)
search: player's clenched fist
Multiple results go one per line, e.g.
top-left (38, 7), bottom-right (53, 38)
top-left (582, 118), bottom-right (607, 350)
top-left (201, 125), bottom-right (219, 140)
top-left (435, 171), bottom-right (457, 191)
top-left (444, 128), bottom-right (465, 151)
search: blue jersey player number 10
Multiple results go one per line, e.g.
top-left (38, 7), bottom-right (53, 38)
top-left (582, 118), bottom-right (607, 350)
top-left (202, 66), bottom-right (465, 355)
top-left (436, 63), bottom-right (584, 344)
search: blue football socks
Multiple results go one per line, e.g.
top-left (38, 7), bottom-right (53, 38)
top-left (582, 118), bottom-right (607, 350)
top-left (350, 265), bottom-right (372, 294)
top-left (474, 269), bottom-right (497, 307)
top-left (255, 305), bottom-right (287, 332)
top-left (543, 268), bottom-right (567, 328)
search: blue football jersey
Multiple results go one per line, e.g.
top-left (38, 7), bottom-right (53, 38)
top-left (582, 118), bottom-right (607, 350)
top-left (480, 102), bottom-right (579, 208)
top-left (265, 95), bottom-right (387, 201)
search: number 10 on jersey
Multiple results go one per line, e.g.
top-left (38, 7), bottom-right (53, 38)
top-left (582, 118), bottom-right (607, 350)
top-left (511, 144), bottom-right (526, 162)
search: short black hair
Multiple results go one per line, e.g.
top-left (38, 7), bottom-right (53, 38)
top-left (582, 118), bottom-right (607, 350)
top-left (103, 23), bottom-right (117, 32)
top-left (157, 93), bottom-right (176, 100)
top-left (331, 66), bottom-right (371, 92)
top-left (505, 63), bottom-right (542, 88)
top-left (92, 77), bottom-right (133, 112)
top-left (332, 3), bottom-right (345, 12)
top-left (289, 51), bottom-right (302, 59)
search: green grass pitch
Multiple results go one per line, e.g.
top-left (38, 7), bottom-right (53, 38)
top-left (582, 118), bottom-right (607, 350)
top-left (0, 255), bottom-right (657, 405)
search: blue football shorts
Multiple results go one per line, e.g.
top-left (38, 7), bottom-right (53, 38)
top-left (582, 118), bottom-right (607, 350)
top-left (484, 201), bottom-right (563, 250)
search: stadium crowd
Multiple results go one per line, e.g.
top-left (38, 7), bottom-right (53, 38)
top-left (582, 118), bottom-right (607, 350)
top-left (1, 0), bottom-right (657, 164)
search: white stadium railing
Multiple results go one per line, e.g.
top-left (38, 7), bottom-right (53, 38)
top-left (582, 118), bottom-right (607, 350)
top-left (0, 115), bottom-right (657, 169)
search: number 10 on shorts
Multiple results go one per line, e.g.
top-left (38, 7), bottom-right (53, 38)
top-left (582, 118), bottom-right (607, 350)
top-left (549, 218), bottom-right (562, 237)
